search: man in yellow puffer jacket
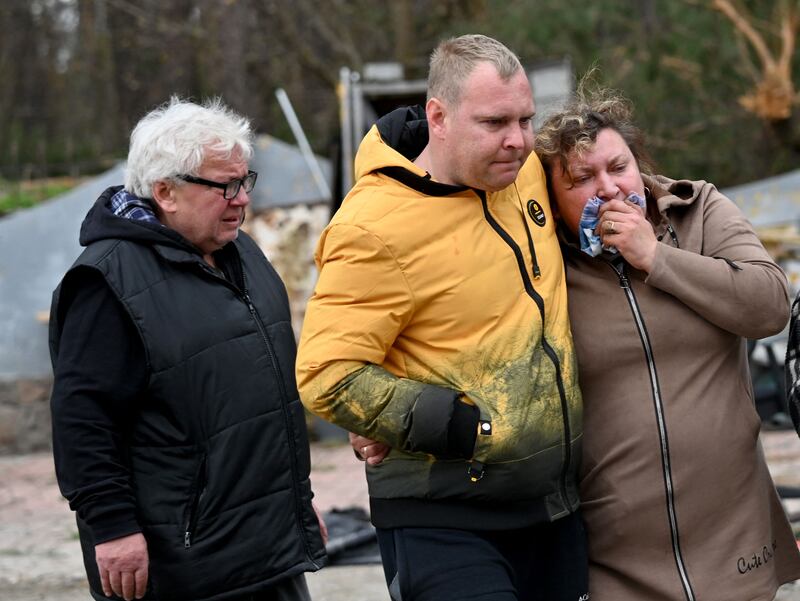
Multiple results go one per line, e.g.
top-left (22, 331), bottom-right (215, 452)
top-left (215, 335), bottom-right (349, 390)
top-left (296, 34), bottom-right (587, 601)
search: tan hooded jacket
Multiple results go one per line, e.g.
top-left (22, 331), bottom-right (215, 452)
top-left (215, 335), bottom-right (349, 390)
top-left (562, 174), bottom-right (800, 600)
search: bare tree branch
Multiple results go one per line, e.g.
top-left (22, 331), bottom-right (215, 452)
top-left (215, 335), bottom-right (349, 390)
top-left (711, 0), bottom-right (799, 120)
top-left (777, 2), bottom-right (797, 78)
top-left (712, 0), bottom-right (774, 70)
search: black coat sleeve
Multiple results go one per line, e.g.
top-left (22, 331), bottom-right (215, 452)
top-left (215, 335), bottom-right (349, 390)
top-left (50, 268), bottom-right (148, 544)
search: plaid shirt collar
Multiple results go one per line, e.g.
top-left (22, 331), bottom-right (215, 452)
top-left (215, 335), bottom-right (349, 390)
top-left (110, 189), bottom-right (162, 225)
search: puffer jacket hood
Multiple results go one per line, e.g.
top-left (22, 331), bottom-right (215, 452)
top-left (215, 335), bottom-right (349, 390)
top-left (375, 105), bottom-right (429, 163)
top-left (354, 105), bottom-right (429, 177)
top-left (79, 186), bottom-right (197, 253)
top-left (354, 105), bottom-right (473, 197)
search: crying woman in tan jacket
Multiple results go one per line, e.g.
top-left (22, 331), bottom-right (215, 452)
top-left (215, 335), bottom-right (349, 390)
top-left (534, 82), bottom-right (800, 601)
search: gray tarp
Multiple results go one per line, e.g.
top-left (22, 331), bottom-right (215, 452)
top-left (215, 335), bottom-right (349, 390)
top-left (0, 164), bottom-right (125, 380)
top-left (723, 168), bottom-right (800, 228)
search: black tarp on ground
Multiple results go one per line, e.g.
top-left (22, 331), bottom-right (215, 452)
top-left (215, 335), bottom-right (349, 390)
top-left (323, 507), bottom-right (380, 566)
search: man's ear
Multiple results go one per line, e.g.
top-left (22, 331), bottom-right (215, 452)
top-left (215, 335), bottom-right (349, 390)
top-left (426, 97), bottom-right (448, 140)
top-left (151, 180), bottom-right (177, 214)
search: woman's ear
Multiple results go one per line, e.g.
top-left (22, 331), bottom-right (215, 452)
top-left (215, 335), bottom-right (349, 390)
top-left (151, 180), bottom-right (177, 214)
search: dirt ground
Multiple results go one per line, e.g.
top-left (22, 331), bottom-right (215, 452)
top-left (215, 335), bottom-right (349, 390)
top-left (0, 443), bottom-right (383, 601)
top-left (1, 435), bottom-right (799, 600)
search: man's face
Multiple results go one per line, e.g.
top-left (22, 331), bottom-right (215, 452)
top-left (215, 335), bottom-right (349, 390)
top-left (437, 62), bottom-right (535, 192)
top-left (162, 151), bottom-right (251, 258)
top-left (550, 128), bottom-right (645, 237)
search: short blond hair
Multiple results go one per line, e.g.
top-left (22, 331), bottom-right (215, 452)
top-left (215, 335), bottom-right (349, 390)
top-left (428, 34), bottom-right (523, 106)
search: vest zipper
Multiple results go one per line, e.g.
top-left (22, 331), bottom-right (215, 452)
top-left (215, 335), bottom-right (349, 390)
top-left (479, 192), bottom-right (572, 508)
top-left (240, 284), bottom-right (322, 570)
top-left (610, 260), bottom-right (696, 601)
top-left (183, 454), bottom-right (207, 549)
top-left (197, 258), bottom-right (321, 568)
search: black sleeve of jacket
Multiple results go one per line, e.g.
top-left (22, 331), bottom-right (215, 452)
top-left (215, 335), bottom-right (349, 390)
top-left (50, 269), bottom-right (147, 544)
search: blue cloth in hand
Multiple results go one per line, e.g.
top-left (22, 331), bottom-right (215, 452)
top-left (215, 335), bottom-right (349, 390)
top-left (578, 192), bottom-right (646, 257)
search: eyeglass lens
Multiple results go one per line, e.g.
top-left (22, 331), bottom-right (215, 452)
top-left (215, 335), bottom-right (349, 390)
top-left (224, 172), bottom-right (257, 199)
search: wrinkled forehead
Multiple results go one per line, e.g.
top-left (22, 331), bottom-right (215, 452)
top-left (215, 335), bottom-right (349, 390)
top-left (200, 147), bottom-right (248, 170)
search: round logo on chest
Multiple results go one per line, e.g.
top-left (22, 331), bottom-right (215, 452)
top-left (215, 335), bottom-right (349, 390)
top-left (527, 199), bottom-right (546, 226)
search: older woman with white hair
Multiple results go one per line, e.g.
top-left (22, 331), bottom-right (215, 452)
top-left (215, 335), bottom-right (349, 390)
top-left (49, 97), bottom-right (327, 601)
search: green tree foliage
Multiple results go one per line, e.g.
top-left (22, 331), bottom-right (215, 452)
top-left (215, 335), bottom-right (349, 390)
top-left (466, 0), bottom-right (800, 184)
top-left (0, 0), bottom-right (797, 187)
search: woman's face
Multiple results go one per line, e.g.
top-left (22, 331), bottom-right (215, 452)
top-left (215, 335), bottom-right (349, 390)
top-left (550, 127), bottom-right (645, 236)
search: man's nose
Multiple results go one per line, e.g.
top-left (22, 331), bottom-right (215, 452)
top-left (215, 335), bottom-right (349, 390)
top-left (504, 123), bottom-right (527, 149)
top-left (230, 186), bottom-right (251, 206)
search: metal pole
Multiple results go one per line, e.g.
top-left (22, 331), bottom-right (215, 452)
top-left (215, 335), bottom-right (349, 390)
top-left (351, 72), bottom-right (365, 168)
top-left (338, 67), bottom-right (354, 194)
top-left (275, 88), bottom-right (332, 201)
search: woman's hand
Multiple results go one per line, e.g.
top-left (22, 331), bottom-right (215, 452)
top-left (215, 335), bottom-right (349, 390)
top-left (349, 432), bottom-right (391, 466)
top-left (598, 198), bottom-right (657, 272)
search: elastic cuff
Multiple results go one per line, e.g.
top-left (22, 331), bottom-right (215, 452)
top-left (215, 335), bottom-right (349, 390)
top-left (405, 385), bottom-right (461, 455)
top-left (447, 399), bottom-right (479, 459)
top-left (82, 508), bottom-right (142, 545)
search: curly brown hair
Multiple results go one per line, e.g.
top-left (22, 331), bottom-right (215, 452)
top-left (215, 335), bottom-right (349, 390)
top-left (534, 76), bottom-right (654, 186)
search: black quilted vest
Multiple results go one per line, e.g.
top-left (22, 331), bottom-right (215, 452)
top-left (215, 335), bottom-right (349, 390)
top-left (50, 231), bottom-right (326, 601)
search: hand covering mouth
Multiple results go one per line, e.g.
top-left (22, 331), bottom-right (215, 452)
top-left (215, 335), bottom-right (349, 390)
top-left (578, 191), bottom-right (646, 257)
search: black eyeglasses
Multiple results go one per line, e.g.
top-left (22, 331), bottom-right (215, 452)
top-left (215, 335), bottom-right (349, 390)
top-left (177, 170), bottom-right (258, 200)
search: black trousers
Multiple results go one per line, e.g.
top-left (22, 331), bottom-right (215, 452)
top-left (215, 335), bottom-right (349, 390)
top-left (376, 510), bottom-right (589, 601)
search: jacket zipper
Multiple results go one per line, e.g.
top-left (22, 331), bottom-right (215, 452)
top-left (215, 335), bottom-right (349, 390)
top-left (479, 193), bottom-right (572, 506)
top-left (611, 261), bottom-right (696, 601)
top-left (240, 278), bottom-right (322, 570)
top-left (183, 454), bottom-right (207, 548)
top-left (514, 184), bottom-right (541, 279)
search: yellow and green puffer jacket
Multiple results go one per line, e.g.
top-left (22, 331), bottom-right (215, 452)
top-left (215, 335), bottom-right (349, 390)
top-left (296, 106), bottom-right (582, 529)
